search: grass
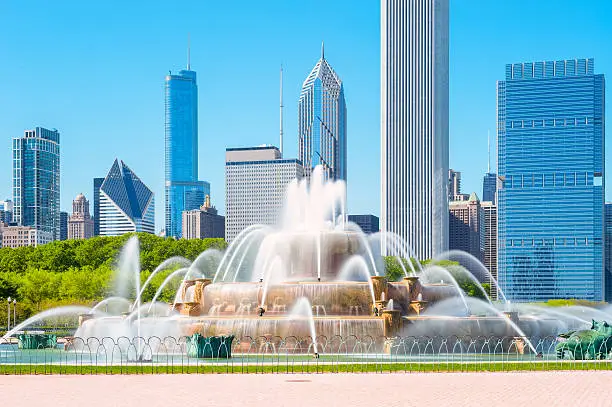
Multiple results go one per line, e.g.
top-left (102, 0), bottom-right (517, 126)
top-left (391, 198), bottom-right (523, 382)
top-left (2, 360), bottom-right (612, 375)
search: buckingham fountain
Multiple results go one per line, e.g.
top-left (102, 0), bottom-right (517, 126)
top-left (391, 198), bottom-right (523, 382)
top-left (4, 166), bottom-right (609, 358)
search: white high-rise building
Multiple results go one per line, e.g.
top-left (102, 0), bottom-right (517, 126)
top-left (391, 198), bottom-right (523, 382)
top-left (225, 146), bottom-right (303, 242)
top-left (97, 159), bottom-right (155, 236)
top-left (381, 0), bottom-right (449, 259)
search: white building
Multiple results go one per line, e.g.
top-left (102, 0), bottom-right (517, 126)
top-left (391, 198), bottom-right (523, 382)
top-left (225, 146), bottom-right (303, 241)
top-left (97, 159), bottom-right (155, 236)
top-left (1, 225), bottom-right (53, 248)
top-left (380, 0), bottom-right (449, 259)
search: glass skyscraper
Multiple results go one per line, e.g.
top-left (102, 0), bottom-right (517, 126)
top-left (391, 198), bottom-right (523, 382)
top-left (482, 172), bottom-right (497, 204)
top-left (165, 68), bottom-right (210, 238)
top-left (381, 0), bottom-right (449, 259)
top-left (298, 44), bottom-right (346, 181)
top-left (13, 127), bottom-right (60, 243)
top-left (497, 58), bottom-right (605, 301)
top-left (605, 203), bottom-right (612, 301)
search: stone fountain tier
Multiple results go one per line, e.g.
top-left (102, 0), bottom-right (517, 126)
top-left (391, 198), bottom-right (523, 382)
top-left (181, 315), bottom-right (387, 340)
top-left (200, 281), bottom-right (378, 317)
top-left (257, 230), bottom-right (368, 281)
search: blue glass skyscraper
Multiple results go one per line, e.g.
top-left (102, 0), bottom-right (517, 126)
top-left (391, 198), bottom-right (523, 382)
top-left (298, 43), bottom-right (347, 181)
top-left (497, 58), bottom-right (605, 301)
top-left (482, 173), bottom-right (497, 204)
top-left (165, 65), bottom-right (210, 238)
top-left (13, 127), bottom-right (60, 243)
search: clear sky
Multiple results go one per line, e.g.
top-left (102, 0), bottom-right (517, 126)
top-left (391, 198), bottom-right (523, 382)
top-left (1, 0), bottom-right (611, 232)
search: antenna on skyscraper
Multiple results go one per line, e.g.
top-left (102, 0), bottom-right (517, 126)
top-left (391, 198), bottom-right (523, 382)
top-left (487, 130), bottom-right (491, 173)
top-left (187, 33), bottom-right (191, 70)
top-left (279, 64), bottom-right (284, 157)
top-left (321, 40), bottom-right (325, 59)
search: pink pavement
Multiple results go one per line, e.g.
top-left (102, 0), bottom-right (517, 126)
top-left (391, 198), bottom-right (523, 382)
top-left (1, 371), bottom-right (612, 407)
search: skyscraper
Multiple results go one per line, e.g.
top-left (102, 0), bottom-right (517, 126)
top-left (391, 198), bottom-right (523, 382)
top-left (347, 215), bottom-right (380, 234)
top-left (0, 200), bottom-right (13, 224)
top-left (381, 0), bottom-right (449, 260)
top-left (482, 201), bottom-right (498, 300)
top-left (605, 203), bottom-right (612, 301)
top-left (59, 211), bottom-right (68, 241)
top-left (449, 193), bottom-right (484, 263)
top-left (98, 159), bottom-right (155, 236)
top-left (497, 58), bottom-right (605, 301)
top-left (482, 173), bottom-right (497, 204)
top-left (13, 127), bottom-right (60, 244)
top-left (298, 43), bottom-right (346, 181)
top-left (448, 169), bottom-right (461, 201)
top-left (93, 177), bottom-right (104, 236)
top-left (68, 193), bottom-right (94, 240)
top-left (225, 146), bottom-right (303, 241)
top-left (165, 61), bottom-right (210, 239)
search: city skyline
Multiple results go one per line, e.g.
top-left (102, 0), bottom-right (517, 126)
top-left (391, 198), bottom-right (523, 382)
top-left (2, 1), bottom-right (612, 233)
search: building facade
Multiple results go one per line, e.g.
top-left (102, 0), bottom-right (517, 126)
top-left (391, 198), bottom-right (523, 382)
top-left (93, 178), bottom-right (104, 236)
top-left (298, 44), bottom-right (346, 181)
top-left (448, 169), bottom-right (461, 201)
top-left (13, 127), bottom-right (60, 243)
top-left (482, 172), bottom-right (497, 204)
top-left (1, 225), bottom-right (51, 248)
top-left (497, 58), bottom-right (605, 301)
top-left (348, 215), bottom-right (380, 234)
top-left (68, 193), bottom-right (94, 240)
top-left (59, 211), bottom-right (68, 241)
top-left (225, 146), bottom-right (303, 241)
top-left (449, 193), bottom-right (484, 262)
top-left (605, 203), bottom-right (612, 301)
top-left (381, 0), bottom-right (449, 260)
top-left (182, 196), bottom-right (225, 240)
top-left (165, 68), bottom-right (210, 239)
top-left (98, 159), bottom-right (155, 236)
top-left (0, 200), bottom-right (13, 224)
top-left (482, 201), bottom-right (498, 300)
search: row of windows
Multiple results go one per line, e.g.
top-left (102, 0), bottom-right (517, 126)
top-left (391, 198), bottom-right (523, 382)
top-left (506, 117), bottom-right (600, 128)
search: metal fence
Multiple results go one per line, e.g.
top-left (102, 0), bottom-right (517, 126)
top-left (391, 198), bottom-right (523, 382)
top-left (1, 335), bottom-right (611, 374)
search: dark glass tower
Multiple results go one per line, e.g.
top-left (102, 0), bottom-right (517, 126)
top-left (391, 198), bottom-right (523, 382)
top-left (13, 127), bottom-right (60, 242)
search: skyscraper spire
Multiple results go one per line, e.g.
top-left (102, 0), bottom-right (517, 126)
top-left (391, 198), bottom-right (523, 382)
top-left (321, 40), bottom-right (325, 60)
top-left (279, 64), bottom-right (284, 157)
top-left (187, 33), bottom-right (191, 70)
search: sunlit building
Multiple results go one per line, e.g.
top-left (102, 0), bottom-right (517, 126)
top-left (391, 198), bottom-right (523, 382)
top-left (97, 159), bottom-right (155, 236)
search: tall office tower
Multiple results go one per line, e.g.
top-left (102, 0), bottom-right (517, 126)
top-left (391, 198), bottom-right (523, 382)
top-left (225, 146), bottom-right (303, 241)
top-left (482, 173), bottom-right (497, 204)
top-left (298, 43), bottom-right (347, 181)
top-left (165, 62), bottom-right (210, 239)
top-left (68, 193), bottom-right (94, 240)
top-left (59, 211), bottom-right (68, 241)
top-left (93, 178), bottom-right (104, 236)
top-left (605, 203), bottom-right (612, 301)
top-left (182, 195), bottom-right (225, 239)
top-left (448, 169), bottom-right (461, 200)
top-left (347, 215), bottom-right (380, 234)
top-left (0, 200), bottom-right (13, 224)
top-left (98, 159), bottom-right (155, 236)
top-left (13, 127), bottom-right (60, 244)
top-left (498, 58), bottom-right (605, 301)
top-left (381, 0), bottom-right (449, 259)
top-left (449, 193), bottom-right (484, 263)
top-left (482, 201), bottom-right (498, 300)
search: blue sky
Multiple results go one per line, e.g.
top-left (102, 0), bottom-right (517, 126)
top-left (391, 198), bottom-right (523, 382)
top-left (1, 0), bottom-right (611, 232)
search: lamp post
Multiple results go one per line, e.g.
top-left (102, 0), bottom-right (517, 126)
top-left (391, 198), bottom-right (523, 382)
top-left (12, 299), bottom-right (16, 328)
top-left (6, 297), bottom-right (11, 331)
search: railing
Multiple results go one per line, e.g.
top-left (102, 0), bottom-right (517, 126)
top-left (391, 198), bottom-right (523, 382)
top-left (1, 335), bottom-right (611, 374)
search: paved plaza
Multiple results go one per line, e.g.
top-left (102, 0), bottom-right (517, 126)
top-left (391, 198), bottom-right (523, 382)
top-left (2, 371), bottom-right (612, 406)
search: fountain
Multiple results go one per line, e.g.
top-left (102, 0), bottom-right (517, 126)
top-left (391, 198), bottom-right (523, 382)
top-left (2, 165), bottom-right (585, 357)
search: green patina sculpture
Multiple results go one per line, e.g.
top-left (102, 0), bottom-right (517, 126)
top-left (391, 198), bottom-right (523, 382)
top-left (186, 334), bottom-right (235, 359)
top-left (555, 320), bottom-right (612, 360)
top-left (18, 334), bottom-right (57, 350)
